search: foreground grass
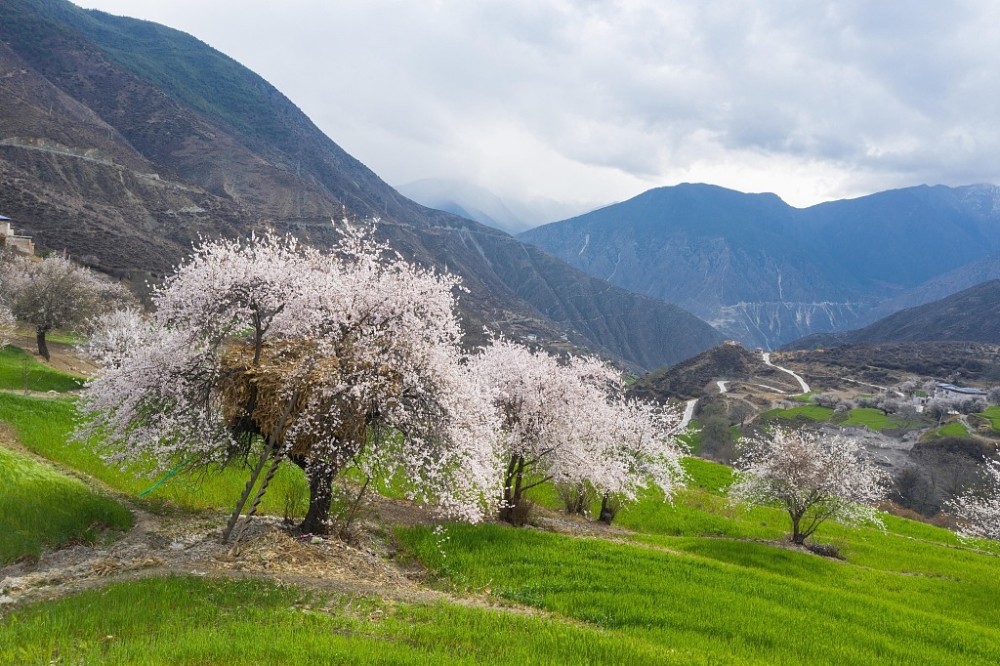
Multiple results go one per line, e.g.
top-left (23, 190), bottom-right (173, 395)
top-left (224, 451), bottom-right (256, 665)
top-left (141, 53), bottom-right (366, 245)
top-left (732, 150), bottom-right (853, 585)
top-left (0, 392), bottom-right (308, 518)
top-left (6, 389), bottom-right (1000, 663)
top-left (0, 446), bottom-right (132, 564)
top-left (0, 345), bottom-right (85, 393)
top-left (0, 576), bottom-right (680, 665)
top-left (400, 458), bottom-right (1000, 665)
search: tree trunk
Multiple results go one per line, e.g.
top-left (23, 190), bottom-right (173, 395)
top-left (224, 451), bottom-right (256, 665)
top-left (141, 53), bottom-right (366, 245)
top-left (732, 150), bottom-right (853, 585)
top-left (598, 492), bottom-right (616, 524)
top-left (36, 327), bottom-right (50, 362)
top-left (790, 513), bottom-right (806, 544)
top-left (299, 463), bottom-right (338, 535)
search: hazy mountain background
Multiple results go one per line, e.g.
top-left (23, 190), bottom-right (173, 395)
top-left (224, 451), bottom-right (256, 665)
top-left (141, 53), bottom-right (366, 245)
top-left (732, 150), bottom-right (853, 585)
top-left (0, 0), bottom-right (723, 371)
top-left (396, 178), bottom-right (589, 234)
top-left (519, 183), bottom-right (1000, 349)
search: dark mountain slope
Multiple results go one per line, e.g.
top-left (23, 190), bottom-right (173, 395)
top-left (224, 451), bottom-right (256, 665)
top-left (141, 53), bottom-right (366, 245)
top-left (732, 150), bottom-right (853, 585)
top-left (630, 343), bottom-right (769, 401)
top-left (0, 0), bottom-right (721, 369)
top-left (786, 280), bottom-right (1000, 348)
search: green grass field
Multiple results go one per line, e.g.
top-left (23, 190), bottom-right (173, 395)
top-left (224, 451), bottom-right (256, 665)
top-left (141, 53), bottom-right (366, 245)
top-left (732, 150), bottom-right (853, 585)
top-left (4, 386), bottom-right (1000, 664)
top-left (396, 459), bottom-right (1000, 665)
top-left (0, 392), bottom-right (309, 518)
top-left (0, 345), bottom-right (85, 393)
top-left (926, 421), bottom-right (972, 439)
top-left (0, 576), bottom-right (681, 665)
top-left (837, 407), bottom-right (914, 431)
top-left (0, 445), bottom-right (132, 563)
top-left (759, 404), bottom-right (835, 423)
top-left (980, 406), bottom-right (1000, 431)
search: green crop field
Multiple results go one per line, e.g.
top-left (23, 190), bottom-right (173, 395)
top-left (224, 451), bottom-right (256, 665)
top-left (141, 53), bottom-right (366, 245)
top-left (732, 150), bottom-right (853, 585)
top-left (0, 446), bottom-right (131, 564)
top-left (0, 576), bottom-right (681, 665)
top-left (926, 421), bottom-right (972, 439)
top-left (4, 389), bottom-right (1000, 664)
top-left (0, 392), bottom-right (309, 518)
top-left (759, 404), bottom-right (834, 423)
top-left (838, 407), bottom-right (913, 431)
top-left (980, 406), bottom-right (1000, 431)
top-left (0, 345), bottom-right (86, 393)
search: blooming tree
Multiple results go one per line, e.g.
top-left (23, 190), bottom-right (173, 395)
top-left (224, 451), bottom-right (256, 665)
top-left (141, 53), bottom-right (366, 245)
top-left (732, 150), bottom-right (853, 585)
top-left (0, 301), bottom-right (14, 349)
top-left (469, 338), bottom-right (685, 525)
top-left (77, 226), bottom-right (500, 538)
top-left (728, 428), bottom-right (888, 545)
top-left (948, 458), bottom-right (1000, 540)
top-left (0, 255), bottom-right (132, 360)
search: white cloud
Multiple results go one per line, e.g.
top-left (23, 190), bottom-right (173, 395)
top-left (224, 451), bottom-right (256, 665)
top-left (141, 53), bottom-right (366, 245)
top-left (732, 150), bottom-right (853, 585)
top-left (79, 0), bottom-right (1000, 208)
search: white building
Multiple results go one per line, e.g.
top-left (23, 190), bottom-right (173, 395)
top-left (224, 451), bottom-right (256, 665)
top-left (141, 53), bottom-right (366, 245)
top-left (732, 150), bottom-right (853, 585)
top-left (0, 215), bottom-right (35, 256)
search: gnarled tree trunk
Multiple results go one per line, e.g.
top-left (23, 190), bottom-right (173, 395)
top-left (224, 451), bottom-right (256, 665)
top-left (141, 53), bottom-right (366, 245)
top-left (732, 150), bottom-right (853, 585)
top-left (36, 326), bottom-right (50, 362)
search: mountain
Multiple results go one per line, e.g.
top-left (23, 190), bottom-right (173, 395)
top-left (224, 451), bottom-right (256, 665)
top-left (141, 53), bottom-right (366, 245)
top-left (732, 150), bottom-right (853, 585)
top-left (0, 0), bottom-right (722, 370)
top-left (519, 183), bottom-right (1000, 349)
top-left (785, 280), bottom-right (1000, 349)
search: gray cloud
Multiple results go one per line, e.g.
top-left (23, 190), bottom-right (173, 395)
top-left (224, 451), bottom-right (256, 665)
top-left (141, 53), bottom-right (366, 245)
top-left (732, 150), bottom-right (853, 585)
top-left (80, 0), bottom-right (1000, 208)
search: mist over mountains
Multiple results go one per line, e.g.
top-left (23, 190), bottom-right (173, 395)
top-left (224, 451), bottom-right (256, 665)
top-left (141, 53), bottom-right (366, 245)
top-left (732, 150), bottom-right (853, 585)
top-left (519, 182), bottom-right (1000, 349)
top-left (396, 179), bottom-right (590, 234)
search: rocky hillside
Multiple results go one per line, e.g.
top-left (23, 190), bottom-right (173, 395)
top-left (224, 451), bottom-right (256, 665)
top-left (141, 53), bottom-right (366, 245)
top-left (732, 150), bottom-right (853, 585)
top-left (788, 280), bottom-right (1000, 348)
top-left (519, 183), bottom-right (1000, 349)
top-left (0, 0), bottom-right (722, 370)
top-left (630, 343), bottom-right (778, 400)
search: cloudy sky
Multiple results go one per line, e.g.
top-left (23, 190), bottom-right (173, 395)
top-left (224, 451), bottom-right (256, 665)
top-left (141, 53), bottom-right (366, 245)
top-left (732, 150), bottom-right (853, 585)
top-left (79, 1), bottom-right (1000, 210)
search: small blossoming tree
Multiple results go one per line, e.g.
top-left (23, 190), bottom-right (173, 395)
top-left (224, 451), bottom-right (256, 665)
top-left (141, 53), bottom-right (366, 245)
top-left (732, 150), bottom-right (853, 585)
top-left (1, 255), bottom-right (131, 361)
top-left (729, 428), bottom-right (887, 545)
top-left (948, 458), bottom-right (1000, 540)
top-left (469, 338), bottom-right (685, 525)
top-left (77, 225), bottom-right (500, 539)
top-left (0, 301), bottom-right (14, 349)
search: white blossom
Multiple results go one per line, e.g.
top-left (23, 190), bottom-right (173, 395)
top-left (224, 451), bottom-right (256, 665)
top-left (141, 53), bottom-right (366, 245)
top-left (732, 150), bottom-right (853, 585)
top-left (77, 223), bottom-right (501, 531)
top-left (949, 458), bottom-right (1000, 541)
top-left (729, 428), bottom-right (888, 544)
top-left (469, 338), bottom-right (684, 523)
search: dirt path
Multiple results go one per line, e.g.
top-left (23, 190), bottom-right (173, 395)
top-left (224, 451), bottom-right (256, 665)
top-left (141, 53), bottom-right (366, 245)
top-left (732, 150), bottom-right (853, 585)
top-left (762, 352), bottom-right (810, 394)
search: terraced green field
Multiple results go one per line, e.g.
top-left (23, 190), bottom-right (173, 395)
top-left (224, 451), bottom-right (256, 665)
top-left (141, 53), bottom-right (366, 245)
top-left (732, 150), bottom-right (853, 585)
top-left (0, 392), bottom-right (309, 517)
top-left (0, 445), bottom-right (131, 564)
top-left (0, 345), bottom-right (85, 393)
top-left (3, 380), bottom-right (1000, 664)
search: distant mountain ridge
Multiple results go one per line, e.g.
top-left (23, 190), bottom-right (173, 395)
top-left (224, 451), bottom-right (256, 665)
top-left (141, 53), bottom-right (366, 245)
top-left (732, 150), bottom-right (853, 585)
top-left (519, 183), bottom-right (1000, 349)
top-left (785, 280), bottom-right (1000, 349)
top-left (0, 0), bottom-right (722, 370)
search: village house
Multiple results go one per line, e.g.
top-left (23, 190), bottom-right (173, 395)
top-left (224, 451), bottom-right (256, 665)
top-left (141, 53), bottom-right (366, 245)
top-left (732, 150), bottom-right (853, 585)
top-left (0, 215), bottom-right (35, 256)
top-left (933, 382), bottom-right (988, 402)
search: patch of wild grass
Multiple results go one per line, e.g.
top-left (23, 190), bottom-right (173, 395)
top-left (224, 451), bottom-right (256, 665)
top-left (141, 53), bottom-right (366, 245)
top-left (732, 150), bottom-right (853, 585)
top-left (398, 521), bottom-right (1000, 665)
top-left (0, 576), bottom-right (681, 664)
top-left (0, 345), bottom-right (85, 393)
top-left (0, 446), bottom-right (131, 564)
top-left (0, 392), bottom-right (308, 518)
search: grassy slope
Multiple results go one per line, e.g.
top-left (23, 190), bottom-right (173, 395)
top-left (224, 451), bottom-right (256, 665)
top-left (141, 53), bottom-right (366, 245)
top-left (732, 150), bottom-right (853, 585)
top-left (0, 445), bottom-right (132, 563)
top-left (3, 392), bottom-right (1000, 663)
top-left (396, 462), bottom-right (1000, 665)
top-left (0, 576), bottom-right (679, 665)
top-left (0, 392), bottom-right (308, 517)
top-left (0, 345), bottom-right (85, 392)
